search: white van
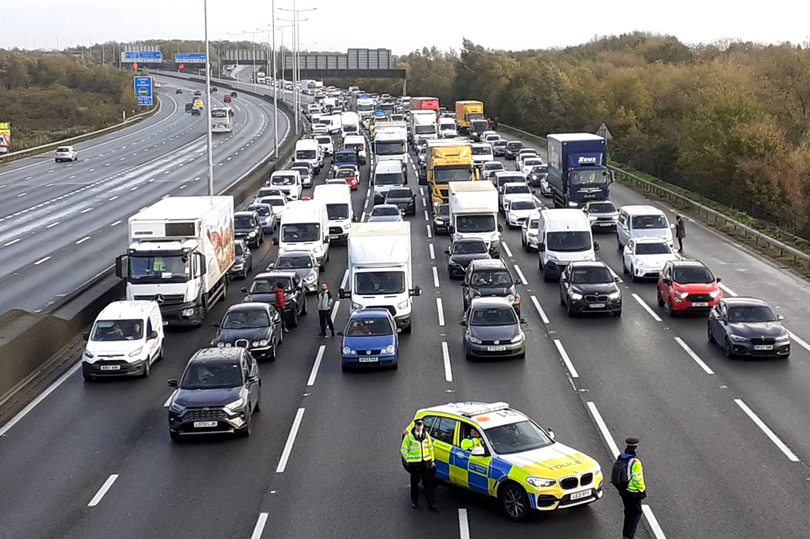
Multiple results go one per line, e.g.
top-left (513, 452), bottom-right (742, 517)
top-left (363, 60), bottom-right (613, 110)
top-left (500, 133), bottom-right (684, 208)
top-left (314, 184), bottom-right (354, 243)
top-left (269, 170), bottom-right (302, 201)
top-left (82, 300), bottom-right (164, 381)
top-left (372, 160), bottom-right (406, 204)
top-left (438, 117), bottom-right (458, 138)
top-left (275, 200), bottom-right (331, 267)
top-left (616, 205), bottom-right (674, 250)
top-left (294, 139), bottom-right (323, 172)
top-left (340, 111), bottom-right (360, 139)
top-left (343, 134), bottom-right (367, 164)
top-left (537, 209), bottom-right (598, 281)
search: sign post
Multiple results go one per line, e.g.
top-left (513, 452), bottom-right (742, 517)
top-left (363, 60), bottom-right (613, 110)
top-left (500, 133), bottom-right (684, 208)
top-left (175, 53), bottom-right (207, 64)
top-left (0, 122), bottom-right (11, 155)
top-left (134, 76), bottom-right (154, 107)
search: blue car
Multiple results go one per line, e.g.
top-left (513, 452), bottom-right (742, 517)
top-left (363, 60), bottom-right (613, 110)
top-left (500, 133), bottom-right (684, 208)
top-left (340, 309), bottom-right (398, 371)
top-left (247, 203), bottom-right (277, 234)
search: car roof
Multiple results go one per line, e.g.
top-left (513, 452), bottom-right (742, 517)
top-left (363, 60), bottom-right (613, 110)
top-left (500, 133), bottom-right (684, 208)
top-left (190, 347), bottom-right (245, 363)
top-left (620, 204), bottom-right (665, 216)
top-left (723, 297), bottom-right (769, 307)
top-left (350, 308), bottom-right (394, 319)
top-left (234, 210), bottom-right (257, 217)
top-left (670, 258), bottom-right (708, 268)
top-left (569, 260), bottom-right (610, 270)
top-left (374, 160), bottom-right (403, 173)
top-left (455, 237), bottom-right (486, 244)
top-left (470, 296), bottom-right (514, 309)
top-left (469, 259), bottom-right (508, 270)
top-left (227, 302), bottom-right (271, 312)
top-left (254, 271), bottom-right (297, 280)
top-left (419, 402), bottom-right (526, 429)
top-left (372, 204), bottom-right (399, 211)
top-left (278, 251), bottom-right (314, 259)
top-left (633, 236), bottom-right (668, 243)
top-left (97, 300), bottom-right (156, 319)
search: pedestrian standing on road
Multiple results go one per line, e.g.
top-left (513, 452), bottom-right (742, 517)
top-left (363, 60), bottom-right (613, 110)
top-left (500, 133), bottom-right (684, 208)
top-left (675, 215), bottom-right (686, 253)
top-left (493, 116), bottom-right (499, 131)
top-left (400, 418), bottom-right (437, 511)
top-left (611, 437), bottom-right (647, 539)
top-left (274, 282), bottom-right (290, 333)
top-left (317, 283), bottom-right (336, 337)
top-left (487, 117), bottom-right (493, 130)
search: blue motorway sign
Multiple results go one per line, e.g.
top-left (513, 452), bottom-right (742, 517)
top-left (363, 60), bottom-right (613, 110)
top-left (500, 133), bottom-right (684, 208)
top-left (122, 50), bottom-right (164, 63)
top-left (134, 76), bottom-right (153, 106)
top-left (175, 53), bottom-right (207, 64)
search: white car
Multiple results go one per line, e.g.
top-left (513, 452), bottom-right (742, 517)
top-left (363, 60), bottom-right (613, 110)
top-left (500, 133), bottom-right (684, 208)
top-left (505, 196), bottom-right (540, 229)
top-left (367, 204), bottom-right (403, 222)
top-left (521, 214), bottom-right (541, 251)
top-left (256, 195), bottom-right (288, 218)
top-left (483, 133), bottom-right (501, 146)
top-left (471, 142), bottom-right (493, 167)
top-left (622, 237), bottom-right (679, 281)
top-left (500, 182), bottom-right (533, 213)
top-left (520, 157), bottom-right (545, 177)
top-left (325, 179), bottom-right (349, 187)
top-left (269, 170), bottom-right (302, 201)
top-left (481, 160), bottom-right (505, 181)
top-left (583, 200), bottom-right (619, 230)
top-left (515, 149), bottom-right (539, 171)
top-left (55, 146), bottom-right (78, 162)
top-left (311, 124), bottom-right (329, 137)
top-left (315, 135), bottom-right (334, 156)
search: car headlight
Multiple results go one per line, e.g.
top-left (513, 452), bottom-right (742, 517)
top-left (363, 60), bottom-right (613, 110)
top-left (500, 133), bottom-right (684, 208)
top-left (169, 402), bottom-right (185, 414)
top-left (676, 290), bottom-right (689, 299)
top-left (83, 350), bottom-right (94, 359)
top-left (568, 201), bottom-right (578, 207)
top-left (304, 273), bottom-right (317, 282)
top-left (224, 342), bottom-right (232, 348)
top-left (343, 224), bottom-right (351, 230)
top-left (397, 300), bottom-right (410, 310)
top-left (608, 290), bottom-right (621, 299)
top-left (527, 477), bottom-right (556, 488)
top-left (342, 346), bottom-right (354, 355)
top-left (546, 253), bottom-right (558, 262)
top-left (634, 258), bottom-right (644, 266)
top-left (729, 334), bottom-right (748, 343)
top-left (248, 232), bottom-right (256, 237)
top-left (128, 346), bottom-right (143, 357)
top-left (570, 292), bottom-right (583, 300)
top-left (776, 333), bottom-right (791, 343)
top-left (709, 289), bottom-right (720, 298)
top-left (351, 302), bottom-right (363, 310)
top-left (225, 397), bottom-right (245, 411)
top-left (468, 335), bottom-right (482, 344)
top-left (216, 341), bottom-right (225, 348)
top-left (506, 294), bottom-right (516, 303)
top-left (260, 339), bottom-right (268, 346)
top-left (386, 345), bottom-right (396, 354)
top-left (510, 333), bottom-right (524, 343)
top-left (252, 341), bottom-right (260, 347)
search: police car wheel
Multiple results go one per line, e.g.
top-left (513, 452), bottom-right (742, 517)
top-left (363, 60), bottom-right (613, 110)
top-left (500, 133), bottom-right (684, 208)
top-left (500, 483), bottom-right (530, 521)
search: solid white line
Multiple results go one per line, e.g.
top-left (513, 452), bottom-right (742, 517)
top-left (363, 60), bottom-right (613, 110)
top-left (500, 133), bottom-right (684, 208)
top-left (307, 346), bottom-right (326, 387)
top-left (530, 295), bottom-right (550, 324)
top-left (437, 298), bottom-right (445, 326)
top-left (363, 199), bottom-right (368, 210)
top-left (250, 513), bottom-right (269, 539)
top-left (674, 337), bottom-right (714, 374)
top-left (502, 242), bottom-right (513, 258)
top-left (432, 267), bottom-right (440, 287)
top-left (424, 210), bottom-right (429, 221)
top-left (46, 221), bottom-right (59, 228)
top-left (88, 474), bottom-right (119, 507)
top-left (163, 390), bottom-right (176, 407)
top-left (0, 362), bottom-right (81, 437)
top-left (33, 256), bottom-right (50, 266)
top-left (632, 293), bottom-right (662, 322)
top-left (734, 399), bottom-right (799, 462)
top-left (586, 401), bottom-right (620, 458)
top-left (458, 508), bottom-right (470, 539)
top-left (419, 187), bottom-right (425, 196)
top-left (110, 220), bottom-right (122, 227)
top-left (75, 236), bottom-right (91, 245)
top-left (554, 339), bottom-right (579, 378)
top-left (276, 408), bottom-right (305, 473)
top-left (361, 211), bottom-right (366, 221)
top-left (442, 342), bottom-right (453, 383)
top-left (340, 269), bottom-right (349, 290)
top-left (787, 330), bottom-right (810, 354)
top-left (642, 505), bottom-right (668, 539)
top-left (513, 264), bottom-right (528, 285)
top-left (429, 244), bottom-right (435, 260)
top-left (3, 238), bottom-right (20, 247)
top-left (426, 225), bottom-right (432, 239)
top-left (331, 300), bottom-right (340, 323)
top-left (719, 283), bottom-right (737, 297)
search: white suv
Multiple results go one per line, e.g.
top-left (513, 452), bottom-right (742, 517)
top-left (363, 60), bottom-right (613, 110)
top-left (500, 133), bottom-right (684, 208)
top-left (55, 146), bottom-right (78, 162)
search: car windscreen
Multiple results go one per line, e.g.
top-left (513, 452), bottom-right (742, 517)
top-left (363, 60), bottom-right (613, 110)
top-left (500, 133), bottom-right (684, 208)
top-left (484, 163), bottom-right (504, 171)
top-left (180, 361), bottom-right (243, 390)
top-left (506, 142), bottom-right (523, 151)
top-left (632, 215), bottom-right (668, 229)
top-left (571, 267), bottom-right (613, 284)
top-left (673, 267), bottom-right (714, 284)
top-left (510, 200), bottom-right (536, 211)
top-left (276, 255), bottom-right (313, 269)
top-left (376, 141), bottom-right (407, 155)
top-left (387, 189), bottom-right (412, 199)
top-left (316, 137), bottom-right (332, 144)
top-left (296, 149), bottom-right (316, 159)
top-left (91, 319), bottom-right (144, 341)
top-left (235, 242), bottom-right (244, 256)
top-left (282, 223), bottom-right (320, 242)
top-left (57, 147), bottom-right (71, 152)
top-left (484, 420), bottom-right (553, 455)
top-left (456, 215), bottom-right (496, 233)
top-left (498, 176), bottom-right (524, 188)
top-left (471, 269), bottom-right (512, 286)
top-left (372, 206), bottom-right (399, 216)
top-left (248, 205), bottom-right (272, 217)
top-left (335, 152), bottom-right (358, 163)
top-left (414, 125), bottom-right (436, 134)
top-left (588, 202), bottom-right (616, 213)
top-left (346, 317), bottom-right (394, 336)
top-left (531, 165), bottom-right (548, 174)
top-left (727, 305), bottom-right (777, 323)
top-left (271, 175), bottom-right (296, 186)
top-left (355, 271), bottom-right (405, 295)
top-left (221, 309), bottom-right (270, 329)
top-left (470, 307), bottom-right (518, 326)
top-left (527, 219), bottom-right (539, 229)
top-left (265, 198), bottom-right (285, 207)
top-left (635, 242), bottom-right (671, 255)
top-left (437, 205), bottom-right (449, 217)
top-left (336, 169), bottom-right (356, 178)
top-left (326, 203), bottom-right (350, 220)
top-left (250, 277), bottom-right (290, 293)
top-left (291, 167), bottom-right (309, 178)
top-left (453, 241), bottom-right (488, 255)
top-left (434, 166), bottom-right (471, 184)
top-left (472, 146), bottom-right (491, 155)
top-left (345, 143), bottom-right (364, 151)
top-left (234, 215), bottom-right (254, 228)
top-left (546, 231), bottom-right (592, 252)
top-left (523, 159), bottom-right (543, 167)
top-left (494, 141), bottom-right (507, 147)
top-left (375, 172), bottom-right (404, 185)
top-left (504, 185), bottom-right (530, 195)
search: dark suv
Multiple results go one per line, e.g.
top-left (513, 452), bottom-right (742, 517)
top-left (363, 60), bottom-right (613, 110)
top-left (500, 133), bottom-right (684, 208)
top-left (504, 141), bottom-right (523, 160)
top-left (559, 261), bottom-right (622, 317)
top-left (242, 271), bottom-right (307, 328)
top-left (234, 211), bottom-right (264, 248)
top-left (167, 347), bottom-right (261, 441)
top-left (461, 259), bottom-right (520, 314)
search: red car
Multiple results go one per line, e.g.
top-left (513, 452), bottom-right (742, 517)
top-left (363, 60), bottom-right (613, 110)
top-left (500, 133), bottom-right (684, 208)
top-left (224, 95), bottom-right (232, 103)
top-left (336, 167), bottom-right (359, 191)
top-left (657, 260), bottom-right (722, 316)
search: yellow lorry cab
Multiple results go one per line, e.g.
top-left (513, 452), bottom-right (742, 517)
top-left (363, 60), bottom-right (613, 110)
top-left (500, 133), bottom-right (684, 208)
top-left (426, 139), bottom-right (480, 209)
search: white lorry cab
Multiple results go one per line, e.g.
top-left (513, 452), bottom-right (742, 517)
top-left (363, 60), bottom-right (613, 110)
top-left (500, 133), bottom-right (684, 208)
top-left (313, 184), bottom-right (354, 243)
top-left (343, 134), bottom-right (367, 165)
top-left (339, 222), bottom-right (421, 333)
top-left (372, 160), bottom-right (407, 204)
top-left (269, 170), bottom-right (303, 201)
top-left (439, 117), bottom-right (458, 138)
top-left (340, 111), bottom-right (360, 139)
top-left (448, 181), bottom-right (502, 257)
top-left (295, 139), bottom-right (323, 173)
top-left (537, 208), bottom-right (598, 281)
top-left (82, 300), bottom-right (165, 381)
top-left (275, 200), bottom-right (331, 268)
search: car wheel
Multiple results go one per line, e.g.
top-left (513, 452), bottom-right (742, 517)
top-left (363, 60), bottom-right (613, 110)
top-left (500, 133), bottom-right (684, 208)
top-left (708, 325), bottom-right (715, 343)
top-left (268, 341), bottom-right (277, 362)
top-left (622, 260), bottom-right (629, 274)
top-left (566, 302), bottom-right (574, 317)
top-left (403, 321), bottom-right (412, 334)
top-left (238, 412), bottom-right (252, 437)
top-left (521, 235), bottom-right (527, 250)
top-left (289, 307), bottom-right (299, 328)
top-left (657, 290), bottom-right (664, 307)
top-left (500, 483), bottom-right (530, 522)
top-left (170, 431), bottom-right (182, 443)
top-left (560, 291), bottom-right (565, 306)
top-left (613, 309), bottom-right (622, 317)
top-left (665, 299), bottom-right (674, 317)
top-left (301, 298), bottom-right (308, 315)
top-left (617, 236), bottom-right (623, 251)
top-left (141, 357), bottom-right (151, 378)
top-left (254, 395), bottom-right (261, 412)
top-left (542, 267), bottom-right (551, 282)
top-left (83, 373), bottom-right (95, 383)
top-left (724, 338), bottom-right (734, 358)
top-left (630, 264), bottom-right (638, 282)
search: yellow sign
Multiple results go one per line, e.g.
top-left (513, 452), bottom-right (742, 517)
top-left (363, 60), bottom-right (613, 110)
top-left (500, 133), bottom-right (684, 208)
top-left (0, 122), bottom-right (10, 150)
top-left (193, 99), bottom-right (204, 109)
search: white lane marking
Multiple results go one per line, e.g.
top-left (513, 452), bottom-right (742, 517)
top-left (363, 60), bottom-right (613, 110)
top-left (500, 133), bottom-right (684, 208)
top-left (419, 187), bottom-right (425, 196)
top-left (429, 244), bottom-right (435, 260)
top-left (33, 256), bottom-right (50, 266)
top-left (250, 513), bottom-right (269, 539)
top-left (16, 192), bottom-right (27, 197)
top-left (530, 295), bottom-right (550, 324)
top-left (426, 225), bottom-right (432, 239)
top-left (442, 342), bottom-right (453, 383)
top-left (734, 399), bottom-right (800, 462)
top-left (163, 390), bottom-right (176, 407)
top-left (437, 298), bottom-right (445, 327)
top-left (3, 238), bottom-right (21, 247)
top-left (88, 474), bottom-right (119, 507)
top-left (458, 508), bottom-right (470, 539)
top-left (787, 330), bottom-right (810, 353)
top-left (363, 199), bottom-right (368, 210)
top-left (513, 264), bottom-right (528, 285)
top-left (81, 207), bottom-right (93, 214)
top-left (131, 186), bottom-right (139, 191)
top-left (46, 221), bottom-right (59, 228)
top-left (502, 242), bottom-right (513, 258)
top-left (432, 267), bottom-right (440, 288)
top-left (340, 269), bottom-right (349, 290)
top-left (586, 401), bottom-right (620, 458)
top-left (109, 196), bottom-right (118, 201)
top-left (110, 220), bottom-right (122, 227)
top-left (554, 339), bottom-right (579, 378)
top-left (424, 210), bottom-right (429, 221)
top-left (674, 337), bottom-right (714, 375)
top-left (331, 300), bottom-right (340, 323)
top-left (421, 197), bottom-right (427, 207)
top-left (75, 236), bottom-right (91, 245)
top-left (642, 505), bottom-right (668, 539)
top-left (719, 283), bottom-right (737, 297)
top-left (361, 211), bottom-right (366, 221)
top-left (69, 175), bottom-right (76, 179)
top-left (307, 346), bottom-right (326, 387)
top-left (276, 408), bottom-right (305, 473)
top-left (632, 293), bottom-right (662, 322)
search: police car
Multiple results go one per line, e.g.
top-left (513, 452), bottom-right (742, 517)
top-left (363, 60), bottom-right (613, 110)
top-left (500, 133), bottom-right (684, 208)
top-left (401, 402), bottom-right (603, 520)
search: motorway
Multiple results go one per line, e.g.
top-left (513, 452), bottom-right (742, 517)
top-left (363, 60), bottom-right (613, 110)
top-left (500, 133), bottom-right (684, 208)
top-left (0, 74), bottom-right (290, 314)
top-left (2, 123), bottom-right (810, 539)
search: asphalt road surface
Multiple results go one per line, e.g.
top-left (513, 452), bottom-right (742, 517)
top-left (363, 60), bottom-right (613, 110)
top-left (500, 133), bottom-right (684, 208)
top-left (1, 126), bottom-right (810, 539)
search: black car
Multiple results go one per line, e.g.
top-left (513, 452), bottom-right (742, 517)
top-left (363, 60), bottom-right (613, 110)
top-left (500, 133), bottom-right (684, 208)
top-left (242, 271), bottom-right (307, 328)
top-left (708, 297), bottom-right (790, 358)
top-left (446, 238), bottom-right (491, 279)
top-left (229, 239), bottom-right (254, 280)
top-left (231, 91), bottom-right (238, 98)
top-left (527, 164), bottom-right (549, 188)
top-left (433, 203), bottom-right (450, 235)
top-left (462, 259), bottom-right (520, 314)
top-left (185, 103), bottom-right (194, 113)
top-left (176, 88), bottom-right (183, 94)
top-left (167, 347), bottom-right (261, 441)
top-left (559, 261), bottom-right (622, 317)
top-left (492, 140), bottom-right (508, 157)
top-left (234, 210), bottom-right (264, 248)
top-left (385, 187), bottom-right (417, 216)
top-left (461, 297), bottom-right (526, 360)
top-left (504, 141), bottom-right (523, 160)
top-left (211, 87), bottom-right (218, 92)
top-left (194, 90), bottom-right (202, 96)
top-left (191, 107), bottom-right (201, 116)
top-left (212, 303), bottom-right (283, 361)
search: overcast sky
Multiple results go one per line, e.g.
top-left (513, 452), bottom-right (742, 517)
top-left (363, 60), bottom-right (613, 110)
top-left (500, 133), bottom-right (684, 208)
top-left (3, 0), bottom-right (809, 54)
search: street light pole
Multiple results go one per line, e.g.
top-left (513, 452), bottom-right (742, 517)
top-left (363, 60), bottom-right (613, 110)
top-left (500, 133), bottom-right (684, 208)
top-left (279, 5), bottom-right (316, 136)
top-left (272, 1), bottom-right (278, 158)
top-left (204, 0), bottom-right (215, 195)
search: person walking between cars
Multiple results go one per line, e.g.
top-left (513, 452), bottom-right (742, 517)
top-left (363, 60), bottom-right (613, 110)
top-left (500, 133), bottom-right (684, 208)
top-left (317, 283), bottom-right (336, 337)
top-left (274, 282), bottom-right (290, 333)
top-left (611, 437), bottom-right (647, 539)
top-left (400, 418), bottom-right (437, 511)
top-left (675, 215), bottom-right (686, 253)
top-left (493, 116), bottom-right (499, 130)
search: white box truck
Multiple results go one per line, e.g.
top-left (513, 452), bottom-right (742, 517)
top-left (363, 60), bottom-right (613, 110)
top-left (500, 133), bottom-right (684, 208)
top-left (449, 182), bottom-right (503, 257)
top-left (409, 110), bottom-right (438, 145)
top-left (339, 222), bottom-right (421, 333)
top-left (374, 120), bottom-right (408, 171)
top-left (115, 196), bottom-right (234, 326)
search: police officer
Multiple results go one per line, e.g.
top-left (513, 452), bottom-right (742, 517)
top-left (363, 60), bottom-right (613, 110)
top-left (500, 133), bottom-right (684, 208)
top-left (400, 418), bottom-right (437, 510)
top-left (461, 428), bottom-right (483, 451)
top-left (612, 437), bottom-right (647, 539)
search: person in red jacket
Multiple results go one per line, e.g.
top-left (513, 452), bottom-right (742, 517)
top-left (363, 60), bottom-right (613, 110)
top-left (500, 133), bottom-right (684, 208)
top-left (274, 282), bottom-right (290, 333)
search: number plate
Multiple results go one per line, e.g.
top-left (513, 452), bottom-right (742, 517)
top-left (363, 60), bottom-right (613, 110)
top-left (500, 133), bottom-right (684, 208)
top-left (487, 346), bottom-right (507, 351)
top-left (99, 365), bottom-right (121, 371)
top-left (570, 489), bottom-right (592, 501)
top-left (754, 345), bottom-right (774, 351)
top-left (194, 421), bottom-right (218, 428)
top-left (597, 222), bottom-right (613, 227)
top-left (358, 357), bottom-right (379, 363)
top-left (692, 302), bottom-right (709, 307)
top-left (589, 303), bottom-right (605, 309)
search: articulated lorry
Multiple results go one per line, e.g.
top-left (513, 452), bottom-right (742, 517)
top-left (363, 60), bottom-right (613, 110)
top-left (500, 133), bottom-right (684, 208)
top-left (449, 181), bottom-right (502, 257)
top-left (547, 133), bottom-right (612, 208)
top-left (426, 139), bottom-right (480, 209)
top-left (455, 100), bottom-right (484, 135)
top-left (115, 196), bottom-right (234, 326)
top-left (339, 222), bottom-right (421, 333)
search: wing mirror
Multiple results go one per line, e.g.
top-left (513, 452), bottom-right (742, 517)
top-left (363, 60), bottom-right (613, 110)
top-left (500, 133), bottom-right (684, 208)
top-left (241, 287), bottom-right (249, 293)
top-left (337, 331), bottom-right (345, 336)
top-left (594, 241), bottom-right (600, 251)
top-left (409, 286), bottom-right (422, 297)
top-left (537, 243), bottom-right (545, 252)
top-left (444, 249), bottom-right (451, 255)
top-left (338, 288), bottom-right (349, 299)
top-left (547, 428), bottom-right (555, 439)
top-left (272, 237), bottom-right (279, 245)
top-left (459, 320), bottom-right (468, 327)
top-left (777, 314), bottom-right (785, 321)
top-left (498, 224), bottom-right (504, 232)
top-left (716, 277), bottom-right (722, 283)
top-left (448, 225), bottom-right (456, 234)
top-left (149, 330), bottom-right (159, 339)
top-left (212, 321), bottom-right (220, 327)
top-left (167, 379), bottom-right (178, 388)
top-left (82, 331), bottom-right (90, 341)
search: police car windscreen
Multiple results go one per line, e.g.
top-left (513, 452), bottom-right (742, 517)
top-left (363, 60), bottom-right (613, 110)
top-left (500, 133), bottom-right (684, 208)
top-left (484, 420), bottom-right (554, 455)
top-left (355, 271), bottom-right (405, 295)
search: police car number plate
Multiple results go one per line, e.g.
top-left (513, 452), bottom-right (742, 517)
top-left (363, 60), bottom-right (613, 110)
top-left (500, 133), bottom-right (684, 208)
top-left (570, 489), bottom-right (592, 501)
top-left (359, 357), bottom-right (379, 363)
top-left (194, 421), bottom-right (218, 428)
top-left (692, 302), bottom-right (709, 307)
top-left (487, 346), bottom-right (507, 351)
top-left (589, 303), bottom-right (605, 309)
top-left (754, 345), bottom-right (774, 351)
top-left (100, 365), bottom-right (120, 371)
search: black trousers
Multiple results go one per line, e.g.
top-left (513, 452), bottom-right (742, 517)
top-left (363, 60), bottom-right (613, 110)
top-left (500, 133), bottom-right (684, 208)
top-left (620, 491), bottom-right (643, 538)
top-left (677, 237), bottom-right (684, 252)
top-left (408, 462), bottom-right (435, 506)
top-left (318, 310), bottom-right (335, 334)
